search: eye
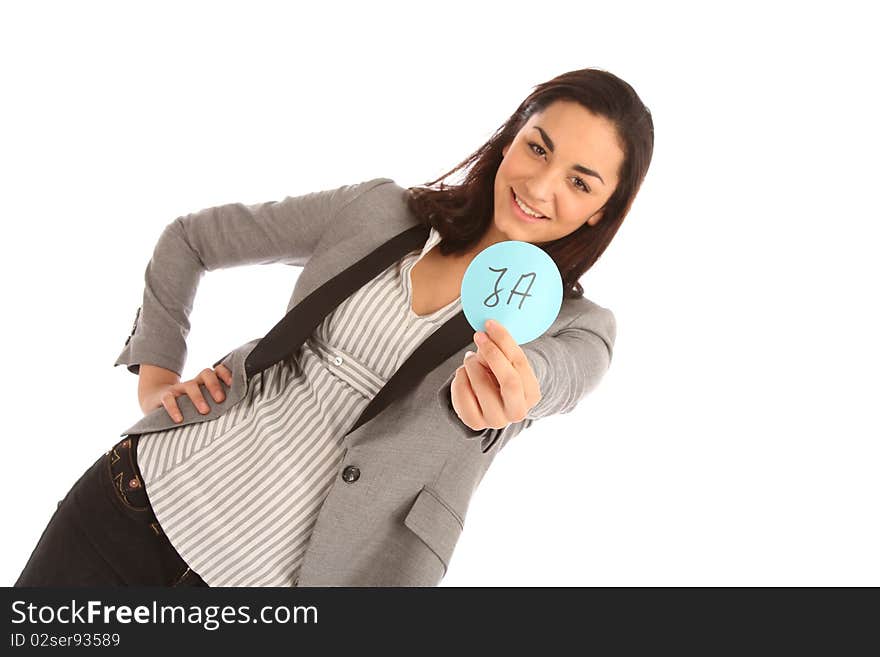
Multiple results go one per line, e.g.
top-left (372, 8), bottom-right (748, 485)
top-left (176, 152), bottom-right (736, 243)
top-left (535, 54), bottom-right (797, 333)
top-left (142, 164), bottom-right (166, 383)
top-left (527, 142), bottom-right (592, 193)
top-left (572, 177), bottom-right (591, 193)
top-left (527, 141), bottom-right (546, 157)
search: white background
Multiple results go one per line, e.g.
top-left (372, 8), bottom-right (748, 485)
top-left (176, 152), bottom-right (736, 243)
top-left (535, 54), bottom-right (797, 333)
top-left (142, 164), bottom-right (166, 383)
top-left (1, 1), bottom-right (877, 587)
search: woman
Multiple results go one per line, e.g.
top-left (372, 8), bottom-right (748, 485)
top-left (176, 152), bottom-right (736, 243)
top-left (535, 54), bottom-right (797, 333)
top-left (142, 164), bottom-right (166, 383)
top-left (15, 67), bottom-right (653, 587)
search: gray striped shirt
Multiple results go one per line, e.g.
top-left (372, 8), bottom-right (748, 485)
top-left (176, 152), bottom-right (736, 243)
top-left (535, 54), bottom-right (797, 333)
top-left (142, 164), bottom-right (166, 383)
top-left (135, 226), bottom-right (461, 586)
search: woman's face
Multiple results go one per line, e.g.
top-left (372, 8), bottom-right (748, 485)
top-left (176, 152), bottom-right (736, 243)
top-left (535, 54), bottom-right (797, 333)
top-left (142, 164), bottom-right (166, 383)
top-left (490, 100), bottom-right (625, 245)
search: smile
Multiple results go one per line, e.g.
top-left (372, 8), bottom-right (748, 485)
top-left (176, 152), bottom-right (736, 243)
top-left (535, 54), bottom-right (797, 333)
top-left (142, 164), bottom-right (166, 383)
top-left (511, 188), bottom-right (549, 221)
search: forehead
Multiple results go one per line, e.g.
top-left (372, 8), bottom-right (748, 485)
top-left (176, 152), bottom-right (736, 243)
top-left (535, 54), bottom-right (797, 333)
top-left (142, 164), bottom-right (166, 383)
top-left (524, 100), bottom-right (616, 136)
top-left (521, 101), bottom-right (623, 176)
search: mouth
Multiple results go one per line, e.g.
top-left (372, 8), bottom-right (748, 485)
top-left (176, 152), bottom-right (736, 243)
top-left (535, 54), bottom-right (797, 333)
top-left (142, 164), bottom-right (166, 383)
top-left (510, 188), bottom-right (549, 222)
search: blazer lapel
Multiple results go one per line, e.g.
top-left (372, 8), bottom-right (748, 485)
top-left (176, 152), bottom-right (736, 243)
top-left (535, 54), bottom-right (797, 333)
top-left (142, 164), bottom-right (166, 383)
top-left (245, 222), bottom-right (475, 437)
top-left (345, 311), bottom-right (474, 437)
top-left (245, 223), bottom-right (430, 377)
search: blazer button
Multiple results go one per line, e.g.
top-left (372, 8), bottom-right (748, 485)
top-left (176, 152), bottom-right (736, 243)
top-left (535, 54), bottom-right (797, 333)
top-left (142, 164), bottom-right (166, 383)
top-left (341, 465), bottom-right (360, 483)
top-left (333, 355), bottom-right (343, 366)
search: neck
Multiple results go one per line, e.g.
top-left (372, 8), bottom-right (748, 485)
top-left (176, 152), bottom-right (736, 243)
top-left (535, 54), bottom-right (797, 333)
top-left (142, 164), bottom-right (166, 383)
top-left (433, 220), bottom-right (508, 269)
top-left (465, 221), bottom-right (506, 259)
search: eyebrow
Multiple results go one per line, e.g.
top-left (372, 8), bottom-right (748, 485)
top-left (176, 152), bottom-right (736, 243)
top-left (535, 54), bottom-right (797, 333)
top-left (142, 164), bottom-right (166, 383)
top-left (533, 126), bottom-right (605, 185)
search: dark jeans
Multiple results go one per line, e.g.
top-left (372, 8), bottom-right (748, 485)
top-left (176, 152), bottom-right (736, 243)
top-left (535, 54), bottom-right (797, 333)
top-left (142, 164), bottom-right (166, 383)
top-left (14, 435), bottom-right (208, 587)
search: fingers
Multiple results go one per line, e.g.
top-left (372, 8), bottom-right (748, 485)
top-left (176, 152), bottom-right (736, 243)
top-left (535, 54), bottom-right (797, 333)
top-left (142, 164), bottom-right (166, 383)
top-left (479, 319), bottom-right (541, 412)
top-left (450, 363), bottom-right (485, 430)
top-left (158, 365), bottom-right (233, 423)
top-left (215, 364), bottom-right (234, 387)
top-left (483, 319), bottom-right (533, 377)
top-left (160, 388), bottom-right (185, 423)
top-left (160, 383), bottom-right (208, 421)
top-left (200, 368), bottom-right (227, 405)
top-left (462, 351), bottom-right (508, 428)
top-left (473, 330), bottom-right (528, 422)
top-left (186, 377), bottom-right (211, 415)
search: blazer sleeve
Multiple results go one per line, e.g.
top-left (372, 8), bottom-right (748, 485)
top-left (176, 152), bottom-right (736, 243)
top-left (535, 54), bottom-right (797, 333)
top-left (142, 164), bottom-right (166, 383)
top-left (521, 301), bottom-right (616, 421)
top-left (442, 300), bottom-right (616, 453)
top-left (481, 301), bottom-right (616, 453)
top-left (113, 177), bottom-right (394, 376)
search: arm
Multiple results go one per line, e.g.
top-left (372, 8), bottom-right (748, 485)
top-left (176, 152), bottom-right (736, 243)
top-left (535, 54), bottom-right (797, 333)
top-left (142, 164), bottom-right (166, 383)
top-left (522, 302), bottom-right (616, 420)
top-left (485, 302), bottom-right (616, 454)
top-left (137, 363), bottom-right (180, 414)
top-left (441, 301), bottom-right (616, 451)
top-left (114, 177), bottom-right (394, 376)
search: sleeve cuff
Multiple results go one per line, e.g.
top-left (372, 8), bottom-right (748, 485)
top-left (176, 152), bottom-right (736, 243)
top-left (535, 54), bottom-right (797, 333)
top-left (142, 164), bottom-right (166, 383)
top-left (114, 304), bottom-right (185, 377)
top-left (114, 338), bottom-right (184, 378)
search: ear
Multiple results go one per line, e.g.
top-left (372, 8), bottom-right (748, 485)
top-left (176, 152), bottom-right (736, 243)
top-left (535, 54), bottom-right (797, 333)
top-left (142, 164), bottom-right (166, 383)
top-left (586, 209), bottom-right (604, 227)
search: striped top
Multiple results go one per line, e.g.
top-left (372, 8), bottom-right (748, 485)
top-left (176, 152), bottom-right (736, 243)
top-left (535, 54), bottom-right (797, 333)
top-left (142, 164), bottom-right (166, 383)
top-left (135, 226), bottom-right (461, 587)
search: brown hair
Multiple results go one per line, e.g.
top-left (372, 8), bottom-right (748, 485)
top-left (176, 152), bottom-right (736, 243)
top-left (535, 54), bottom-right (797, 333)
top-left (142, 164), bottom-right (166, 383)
top-left (406, 67), bottom-right (654, 299)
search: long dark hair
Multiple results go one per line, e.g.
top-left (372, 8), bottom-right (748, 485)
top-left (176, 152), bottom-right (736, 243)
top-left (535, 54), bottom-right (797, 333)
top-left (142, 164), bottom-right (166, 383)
top-left (406, 68), bottom-right (653, 299)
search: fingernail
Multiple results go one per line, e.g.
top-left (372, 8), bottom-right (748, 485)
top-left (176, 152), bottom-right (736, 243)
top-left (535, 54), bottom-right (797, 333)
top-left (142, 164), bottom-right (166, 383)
top-left (474, 332), bottom-right (486, 343)
top-left (464, 351), bottom-right (475, 359)
top-left (174, 415), bottom-right (182, 422)
top-left (486, 319), bottom-right (495, 328)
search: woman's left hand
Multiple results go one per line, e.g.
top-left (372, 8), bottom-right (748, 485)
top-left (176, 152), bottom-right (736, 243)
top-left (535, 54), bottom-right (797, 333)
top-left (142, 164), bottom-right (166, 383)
top-left (450, 318), bottom-right (542, 430)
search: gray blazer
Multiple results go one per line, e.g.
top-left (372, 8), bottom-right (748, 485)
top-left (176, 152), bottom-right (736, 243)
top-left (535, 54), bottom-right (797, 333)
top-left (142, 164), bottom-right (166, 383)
top-left (114, 177), bottom-right (616, 586)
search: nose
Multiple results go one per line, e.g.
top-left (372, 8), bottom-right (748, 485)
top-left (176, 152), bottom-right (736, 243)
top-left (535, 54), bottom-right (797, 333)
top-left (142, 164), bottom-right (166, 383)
top-left (523, 168), bottom-right (556, 204)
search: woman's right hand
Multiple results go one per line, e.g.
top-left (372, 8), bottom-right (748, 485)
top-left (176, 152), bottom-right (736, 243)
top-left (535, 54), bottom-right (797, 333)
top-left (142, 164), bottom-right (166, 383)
top-left (140, 364), bottom-right (234, 423)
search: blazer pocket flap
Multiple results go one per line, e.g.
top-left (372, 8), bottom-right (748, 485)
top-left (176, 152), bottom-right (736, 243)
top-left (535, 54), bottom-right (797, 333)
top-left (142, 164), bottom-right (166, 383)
top-left (403, 486), bottom-right (464, 572)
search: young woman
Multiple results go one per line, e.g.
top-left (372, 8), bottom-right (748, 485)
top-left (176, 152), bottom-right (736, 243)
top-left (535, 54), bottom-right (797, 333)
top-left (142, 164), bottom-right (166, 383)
top-left (15, 67), bottom-right (653, 587)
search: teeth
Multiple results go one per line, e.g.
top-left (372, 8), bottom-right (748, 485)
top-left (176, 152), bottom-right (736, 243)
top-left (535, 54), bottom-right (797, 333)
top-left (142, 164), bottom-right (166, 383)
top-left (514, 192), bottom-right (545, 218)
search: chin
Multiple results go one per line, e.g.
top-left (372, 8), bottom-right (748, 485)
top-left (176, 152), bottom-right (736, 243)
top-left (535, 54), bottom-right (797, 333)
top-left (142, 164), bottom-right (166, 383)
top-left (491, 216), bottom-right (516, 239)
top-left (500, 222), bottom-right (537, 244)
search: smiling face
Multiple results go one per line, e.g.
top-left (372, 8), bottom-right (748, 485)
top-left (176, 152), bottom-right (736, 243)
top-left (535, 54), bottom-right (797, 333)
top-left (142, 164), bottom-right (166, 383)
top-left (486, 100), bottom-right (625, 246)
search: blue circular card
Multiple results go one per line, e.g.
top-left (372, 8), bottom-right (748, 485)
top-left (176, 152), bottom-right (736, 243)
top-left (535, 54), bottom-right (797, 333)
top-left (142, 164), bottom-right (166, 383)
top-left (461, 240), bottom-right (563, 344)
